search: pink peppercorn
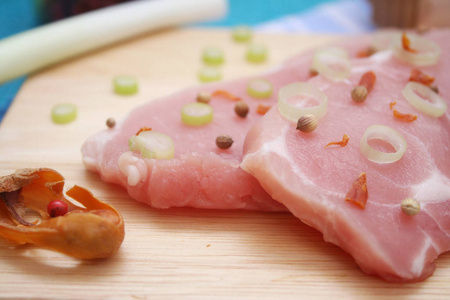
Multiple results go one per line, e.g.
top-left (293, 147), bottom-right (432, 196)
top-left (47, 200), bottom-right (68, 218)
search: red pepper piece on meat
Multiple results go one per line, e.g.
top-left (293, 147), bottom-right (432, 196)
top-left (345, 172), bottom-right (368, 209)
top-left (325, 134), bottom-right (349, 148)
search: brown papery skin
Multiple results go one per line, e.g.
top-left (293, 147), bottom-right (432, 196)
top-left (0, 168), bottom-right (125, 259)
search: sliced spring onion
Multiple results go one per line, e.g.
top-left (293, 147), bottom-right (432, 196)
top-left (113, 75), bottom-right (138, 95)
top-left (198, 67), bottom-right (222, 82)
top-left (247, 78), bottom-right (273, 98)
top-left (232, 26), bottom-right (252, 43)
top-left (277, 82), bottom-right (328, 122)
top-left (402, 82), bottom-right (447, 117)
top-left (181, 102), bottom-right (213, 126)
top-left (393, 33), bottom-right (441, 66)
top-left (129, 131), bottom-right (174, 159)
top-left (202, 47), bottom-right (224, 65)
top-left (312, 47), bottom-right (351, 81)
top-left (359, 125), bottom-right (407, 164)
top-left (246, 44), bottom-right (267, 63)
top-left (51, 103), bottom-right (77, 124)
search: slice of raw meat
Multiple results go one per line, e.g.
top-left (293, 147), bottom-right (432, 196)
top-left (81, 35), bottom-right (371, 211)
top-left (241, 30), bottom-right (450, 281)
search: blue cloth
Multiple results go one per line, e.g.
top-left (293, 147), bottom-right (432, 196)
top-left (0, 0), bottom-right (38, 122)
top-left (255, 0), bottom-right (374, 33)
top-left (0, 0), bottom-right (374, 123)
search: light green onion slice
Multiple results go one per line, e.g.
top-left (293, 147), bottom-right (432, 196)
top-left (129, 131), bottom-right (174, 160)
top-left (393, 33), bottom-right (441, 66)
top-left (114, 76), bottom-right (138, 95)
top-left (51, 103), bottom-right (77, 124)
top-left (232, 26), bottom-right (252, 43)
top-left (198, 67), bottom-right (222, 83)
top-left (246, 44), bottom-right (267, 63)
top-left (181, 102), bottom-right (213, 126)
top-left (247, 78), bottom-right (273, 98)
top-left (359, 125), bottom-right (407, 164)
top-left (202, 47), bottom-right (224, 65)
top-left (312, 47), bottom-right (351, 81)
top-left (277, 82), bottom-right (328, 122)
top-left (402, 82), bottom-right (447, 117)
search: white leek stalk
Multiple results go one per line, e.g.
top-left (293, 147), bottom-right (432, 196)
top-left (0, 0), bottom-right (228, 83)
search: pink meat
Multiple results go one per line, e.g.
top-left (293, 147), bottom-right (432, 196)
top-left (81, 35), bottom-right (370, 211)
top-left (241, 30), bottom-right (450, 281)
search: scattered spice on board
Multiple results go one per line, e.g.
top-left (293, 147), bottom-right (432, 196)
top-left (106, 117), bottom-right (116, 128)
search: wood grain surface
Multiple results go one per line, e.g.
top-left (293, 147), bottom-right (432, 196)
top-left (0, 28), bottom-right (449, 299)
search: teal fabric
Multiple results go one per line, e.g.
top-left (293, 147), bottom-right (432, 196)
top-left (0, 0), bottom-right (38, 122)
top-left (0, 0), bottom-right (338, 122)
top-left (203, 0), bottom-right (336, 26)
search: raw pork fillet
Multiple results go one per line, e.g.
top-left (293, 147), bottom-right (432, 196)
top-left (241, 30), bottom-right (450, 281)
top-left (81, 35), bottom-right (369, 211)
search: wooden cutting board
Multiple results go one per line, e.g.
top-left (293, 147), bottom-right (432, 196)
top-left (0, 28), bottom-right (449, 299)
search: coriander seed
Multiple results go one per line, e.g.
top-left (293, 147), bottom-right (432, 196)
top-left (216, 134), bottom-right (234, 149)
top-left (351, 85), bottom-right (368, 103)
top-left (106, 118), bottom-right (116, 128)
top-left (401, 198), bottom-right (420, 216)
top-left (296, 114), bottom-right (317, 133)
top-left (234, 101), bottom-right (249, 118)
top-left (197, 91), bottom-right (211, 104)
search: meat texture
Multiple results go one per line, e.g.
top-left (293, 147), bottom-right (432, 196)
top-left (82, 36), bottom-right (353, 211)
top-left (241, 30), bottom-right (450, 281)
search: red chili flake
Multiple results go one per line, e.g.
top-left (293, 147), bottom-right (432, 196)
top-left (136, 127), bottom-right (152, 135)
top-left (356, 47), bottom-right (376, 58)
top-left (256, 104), bottom-right (272, 115)
top-left (359, 71), bottom-right (376, 93)
top-left (402, 32), bottom-right (418, 53)
top-left (212, 90), bottom-right (242, 101)
top-left (345, 172), bottom-right (368, 209)
top-left (393, 110), bottom-right (417, 122)
top-left (325, 134), bottom-right (349, 148)
top-left (47, 200), bottom-right (68, 218)
top-left (389, 101), bottom-right (397, 110)
top-left (409, 68), bottom-right (435, 86)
